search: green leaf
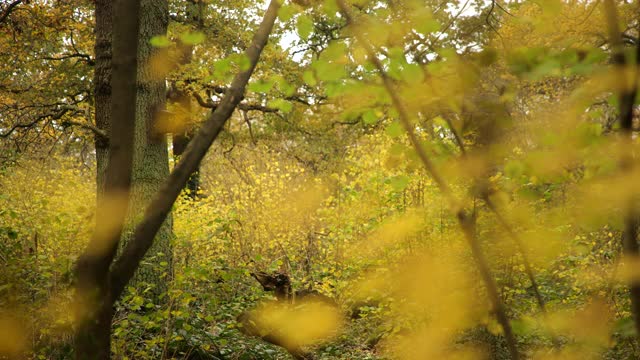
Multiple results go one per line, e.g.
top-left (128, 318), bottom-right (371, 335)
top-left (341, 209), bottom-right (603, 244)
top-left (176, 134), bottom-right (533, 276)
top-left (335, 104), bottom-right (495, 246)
top-left (321, 42), bottom-right (347, 62)
top-left (385, 121), bottom-right (403, 138)
top-left (268, 98), bottom-right (293, 113)
top-left (303, 70), bottom-right (317, 86)
top-left (179, 31), bottom-right (206, 45)
top-left (248, 80), bottom-right (275, 94)
top-left (150, 35), bottom-right (171, 48)
top-left (400, 63), bottom-right (424, 84)
top-left (215, 58), bottom-right (231, 73)
top-left (278, 5), bottom-right (297, 22)
top-left (389, 175), bottom-right (410, 191)
top-left (313, 59), bottom-right (346, 82)
top-left (416, 18), bottom-right (440, 35)
top-left (322, 0), bottom-right (339, 18)
top-left (297, 15), bottom-right (314, 40)
top-left (230, 54), bottom-right (251, 71)
top-left (362, 109), bottom-right (378, 124)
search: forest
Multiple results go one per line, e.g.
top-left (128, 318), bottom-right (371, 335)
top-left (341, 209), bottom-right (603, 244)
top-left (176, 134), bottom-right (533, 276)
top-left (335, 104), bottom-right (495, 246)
top-left (1, 0), bottom-right (640, 359)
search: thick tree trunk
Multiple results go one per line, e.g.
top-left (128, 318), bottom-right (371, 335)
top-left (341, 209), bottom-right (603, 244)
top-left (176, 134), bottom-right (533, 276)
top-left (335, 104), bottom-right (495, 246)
top-left (93, 0), bottom-right (111, 196)
top-left (93, 0), bottom-right (172, 299)
top-left (123, 0), bottom-right (173, 297)
top-left (74, 303), bottom-right (113, 360)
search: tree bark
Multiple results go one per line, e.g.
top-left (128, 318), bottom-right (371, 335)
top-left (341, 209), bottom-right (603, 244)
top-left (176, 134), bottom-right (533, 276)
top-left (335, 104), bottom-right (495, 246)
top-left (93, 0), bottom-right (112, 197)
top-left (74, 0), bottom-right (141, 358)
top-left (122, 0), bottom-right (173, 298)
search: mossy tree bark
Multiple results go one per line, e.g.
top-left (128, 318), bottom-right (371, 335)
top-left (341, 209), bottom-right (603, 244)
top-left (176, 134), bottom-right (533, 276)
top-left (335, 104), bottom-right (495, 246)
top-left (93, 0), bottom-right (111, 197)
top-left (122, 0), bottom-right (173, 298)
top-left (93, 0), bottom-right (173, 298)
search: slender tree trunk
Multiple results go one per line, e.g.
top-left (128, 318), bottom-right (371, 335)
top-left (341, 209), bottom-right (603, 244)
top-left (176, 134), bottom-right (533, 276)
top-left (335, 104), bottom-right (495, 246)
top-left (74, 0), bottom-right (141, 358)
top-left (335, 1), bottom-right (520, 358)
top-left (123, 0), bottom-right (173, 297)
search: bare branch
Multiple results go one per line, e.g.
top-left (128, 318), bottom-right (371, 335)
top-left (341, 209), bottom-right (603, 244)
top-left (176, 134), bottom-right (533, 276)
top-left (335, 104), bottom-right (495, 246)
top-left (62, 119), bottom-right (108, 142)
top-left (0, 0), bottom-right (22, 24)
top-left (41, 53), bottom-right (95, 66)
top-left (0, 106), bottom-right (78, 138)
top-left (242, 109), bottom-right (257, 145)
top-left (193, 91), bottom-right (278, 113)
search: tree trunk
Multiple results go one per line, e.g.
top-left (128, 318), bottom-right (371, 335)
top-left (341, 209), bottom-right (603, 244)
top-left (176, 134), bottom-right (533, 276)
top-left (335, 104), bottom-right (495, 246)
top-left (74, 1), bottom-right (279, 358)
top-left (123, 0), bottom-right (173, 298)
top-left (74, 303), bottom-right (113, 360)
top-left (74, 0), bottom-right (141, 358)
top-left (93, 0), bottom-right (111, 196)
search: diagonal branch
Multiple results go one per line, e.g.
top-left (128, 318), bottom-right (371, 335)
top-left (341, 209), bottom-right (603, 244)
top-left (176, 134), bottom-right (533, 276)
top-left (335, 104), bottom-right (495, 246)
top-left (193, 91), bottom-right (278, 113)
top-left (0, 0), bottom-right (22, 24)
top-left (62, 119), bottom-right (108, 142)
top-left (108, 0), bottom-right (281, 301)
top-left (336, 1), bottom-right (520, 358)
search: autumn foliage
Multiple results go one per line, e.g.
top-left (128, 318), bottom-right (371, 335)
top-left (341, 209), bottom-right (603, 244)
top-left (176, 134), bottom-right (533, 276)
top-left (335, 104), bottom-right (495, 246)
top-left (2, 0), bottom-right (640, 359)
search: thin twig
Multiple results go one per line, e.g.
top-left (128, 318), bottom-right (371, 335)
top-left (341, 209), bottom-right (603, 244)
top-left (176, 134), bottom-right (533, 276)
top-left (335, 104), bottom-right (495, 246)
top-left (443, 115), bottom-right (547, 313)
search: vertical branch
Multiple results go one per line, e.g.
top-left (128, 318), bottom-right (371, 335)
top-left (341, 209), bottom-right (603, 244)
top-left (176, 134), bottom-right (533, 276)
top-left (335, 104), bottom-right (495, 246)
top-left (74, 0), bottom-right (141, 358)
top-left (335, 1), bottom-right (520, 358)
top-left (603, 0), bottom-right (640, 339)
